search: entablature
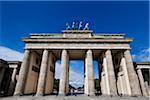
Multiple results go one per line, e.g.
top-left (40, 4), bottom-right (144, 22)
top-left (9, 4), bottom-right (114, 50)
top-left (23, 38), bottom-right (133, 43)
top-left (25, 42), bottom-right (131, 50)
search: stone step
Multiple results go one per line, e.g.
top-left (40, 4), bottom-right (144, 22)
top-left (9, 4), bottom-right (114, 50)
top-left (0, 95), bottom-right (149, 100)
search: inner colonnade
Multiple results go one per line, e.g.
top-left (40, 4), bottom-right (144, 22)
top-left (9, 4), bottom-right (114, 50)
top-left (14, 49), bottom-right (141, 96)
top-left (13, 30), bottom-right (142, 96)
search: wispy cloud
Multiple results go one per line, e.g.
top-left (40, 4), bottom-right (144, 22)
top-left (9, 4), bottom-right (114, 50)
top-left (55, 61), bottom-right (83, 88)
top-left (132, 48), bottom-right (150, 62)
top-left (0, 46), bottom-right (23, 61)
top-left (69, 67), bottom-right (84, 88)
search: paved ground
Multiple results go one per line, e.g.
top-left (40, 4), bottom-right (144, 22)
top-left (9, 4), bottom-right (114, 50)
top-left (0, 95), bottom-right (149, 100)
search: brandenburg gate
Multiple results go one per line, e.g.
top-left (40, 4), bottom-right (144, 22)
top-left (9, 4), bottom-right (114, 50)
top-left (14, 22), bottom-right (143, 96)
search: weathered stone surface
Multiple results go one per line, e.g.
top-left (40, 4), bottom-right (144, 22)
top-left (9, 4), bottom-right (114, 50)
top-left (14, 50), bottom-right (31, 96)
top-left (137, 68), bottom-right (148, 96)
top-left (45, 52), bottom-right (55, 94)
top-left (36, 50), bottom-right (49, 96)
top-left (124, 50), bottom-right (142, 96)
top-left (84, 50), bottom-right (95, 96)
top-left (105, 50), bottom-right (117, 96)
top-left (59, 50), bottom-right (69, 95)
top-left (102, 57), bottom-right (110, 95)
top-left (23, 52), bottom-right (40, 94)
top-left (121, 57), bottom-right (132, 95)
top-left (8, 68), bottom-right (17, 95)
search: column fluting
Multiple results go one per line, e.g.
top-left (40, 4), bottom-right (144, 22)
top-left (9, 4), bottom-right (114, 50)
top-left (59, 49), bottom-right (69, 95)
top-left (36, 49), bottom-right (49, 96)
top-left (137, 68), bottom-right (148, 96)
top-left (124, 49), bottom-right (142, 96)
top-left (105, 49), bottom-right (117, 96)
top-left (14, 50), bottom-right (31, 96)
top-left (85, 50), bottom-right (95, 96)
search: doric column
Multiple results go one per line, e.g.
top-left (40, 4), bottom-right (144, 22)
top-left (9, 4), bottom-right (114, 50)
top-left (118, 72), bottom-right (124, 95)
top-left (100, 71), bottom-right (105, 94)
top-left (137, 68), bottom-right (148, 96)
top-left (103, 57), bottom-right (110, 95)
top-left (117, 75), bottom-right (121, 95)
top-left (85, 50), bottom-right (95, 96)
top-left (12, 68), bottom-right (17, 82)
top-left (124, 49), bottom-right (142, 96)
top-left (8, 68), bottom-right (17, 95)
top-left (14, 50), bottom-right (30, 96)
top-left (65, 55), bottom-right (69, 94)
top-left (84, 55), bottom-right (88, 95)
top-left (36, 50), bottom-right (49, 96)
top-left (59, 49), bottom-right (69, 95)
top-left (105, 49), bottom-right (117, 96)
top-left (144, 81), bottom-right (150, 95)
top-left (121, 57), bottom-right (131, 95)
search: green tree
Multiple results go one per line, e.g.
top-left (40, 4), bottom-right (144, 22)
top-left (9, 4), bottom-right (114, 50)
top-left (53, 79), bottom-right (59, 91)
top-left (94, 79), bottom-right (100, 91)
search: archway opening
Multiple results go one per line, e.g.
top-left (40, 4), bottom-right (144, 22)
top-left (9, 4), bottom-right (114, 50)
top-left (69, 60), bottom-right (84, 95)
top-left (53, 51), bottom-right (101, 96)
top-left (93, 60), bottom-right (100, 95)
top-left (53, 60), bottom-right (61, 95)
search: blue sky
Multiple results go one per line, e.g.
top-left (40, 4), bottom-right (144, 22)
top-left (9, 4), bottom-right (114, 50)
top-left (0, 1), bottom-right (149, 87)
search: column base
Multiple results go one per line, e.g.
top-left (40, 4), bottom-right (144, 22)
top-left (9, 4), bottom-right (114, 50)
top-left (89, 93), bottom-right (95, 96)
top-left (119, 94), bottom-right (132, 97)
top-left (35, 93), bottom-right (44, 97)
top-left (13, 93), bottom-right (23, 96)
top-left (101, 94), bottom-right (118, 97)
top-left (131, 94), bottom-right (142, 97)
top-left (100, 94), bottom-right (112, 97)
top-left (110, 93), bottom-right (118, 96)
top-left (85, 93), bottom-right (95, 96)
top-left (58, 93), bottom-right (66, 96)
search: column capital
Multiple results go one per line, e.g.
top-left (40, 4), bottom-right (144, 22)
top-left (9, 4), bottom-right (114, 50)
top-left (124, 49), bottom-right (131, 54)
top-left (86, 49), bottom-right (92, 55)
top-left (43, 49), bottom-right (48, 52)
top-left (62, 49), bottom-right (67, 53)
top-left (105, 49), bottom-right (112, 56)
